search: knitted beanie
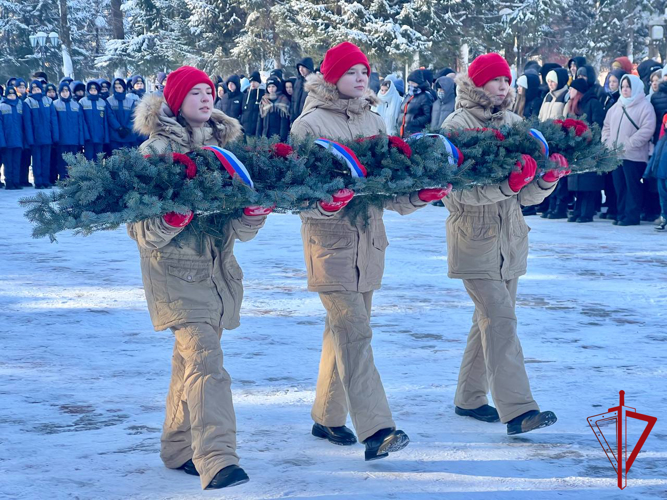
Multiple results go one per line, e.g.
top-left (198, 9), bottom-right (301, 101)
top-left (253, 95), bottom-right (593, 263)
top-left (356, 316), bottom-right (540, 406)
top-left (320, 42), bottom-right (371, 84)
top-left (163, 66), bottom-right (214, 115)
top-left (468, 53), bottom-right (512, 87)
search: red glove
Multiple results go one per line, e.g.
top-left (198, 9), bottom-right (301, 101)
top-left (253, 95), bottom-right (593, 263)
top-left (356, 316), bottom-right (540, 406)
top-left (542, 153), bottom-right (571, 182)
top-left (508, 155), bottom-right (538, 192)
top-left (418, 184), bottom-right (453, 202)
top-left (244, 205), bottom-right (275, 216)
top-left (163, 211), bottom-right (194, 228)
top-left (320, 189), bottom-right (355, 212)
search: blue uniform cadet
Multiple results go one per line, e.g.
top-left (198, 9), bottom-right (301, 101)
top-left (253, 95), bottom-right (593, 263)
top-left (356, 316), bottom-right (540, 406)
top-left (53, 83), bottom-right (85, 180)
top-left (0, 86), bottom-right (31, 189)
top-left (79, 81), bottom-right (109, 160)
top-left (106, 78), bottom-right (139, 151)
top-left (24, 80), bottom-right (58, 189)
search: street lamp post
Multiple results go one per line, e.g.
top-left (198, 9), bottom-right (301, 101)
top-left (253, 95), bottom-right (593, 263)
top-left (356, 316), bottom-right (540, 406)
top-left (29, 31), bottom-right (60, 73)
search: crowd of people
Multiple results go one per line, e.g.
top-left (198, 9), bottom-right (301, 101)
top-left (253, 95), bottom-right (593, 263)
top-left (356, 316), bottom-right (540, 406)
top-left (2, 53), bottom-right (666, 230)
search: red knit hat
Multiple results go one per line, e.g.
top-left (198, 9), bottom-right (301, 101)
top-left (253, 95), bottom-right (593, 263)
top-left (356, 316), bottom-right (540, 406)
top-left (468, 53), bottom-right (512, 87)
top-left (320, 42), bottom-right (371, 84)
top-left (163, 66), bottom-right (214, 115)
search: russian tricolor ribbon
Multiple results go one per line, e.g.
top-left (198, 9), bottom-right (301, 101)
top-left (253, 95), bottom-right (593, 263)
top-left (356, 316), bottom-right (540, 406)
top-left (314, 138), bottom-right (367, 178)
top-left (201, 146), bottom-right (254, 188)
top-left (529, 129), bottom-right (549, 157)
top-left (409, 133), bottom-right (464, 167)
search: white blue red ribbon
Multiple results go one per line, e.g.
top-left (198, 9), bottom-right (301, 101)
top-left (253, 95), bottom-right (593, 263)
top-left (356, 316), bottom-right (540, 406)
top-left (409, 133), bottom-right (464, 167)
top-left (314, 138), bottom-right (367, 178)
top-left (202, 146), bottom-right (254, 188)
top-left (529, 129), bottom-right (549, 157)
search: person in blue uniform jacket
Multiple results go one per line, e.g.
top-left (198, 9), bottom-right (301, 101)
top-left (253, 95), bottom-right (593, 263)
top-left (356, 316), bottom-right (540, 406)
top-left (106, 78), bottom-right (140, 152)
top-left (24, 80), bottom-right (58, 189)
top-left (0, 86), bottom-right (32, 190)
top-left (79, 80), bottom-right (109, 160)
top-left (52, 82), bottom-right (85, 181)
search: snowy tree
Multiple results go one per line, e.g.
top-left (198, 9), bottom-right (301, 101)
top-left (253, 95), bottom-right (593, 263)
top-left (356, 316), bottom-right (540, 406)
top-left (185, 0), bottom-right (246, 74)
top-left (97, 0), bottom-right (193, 77)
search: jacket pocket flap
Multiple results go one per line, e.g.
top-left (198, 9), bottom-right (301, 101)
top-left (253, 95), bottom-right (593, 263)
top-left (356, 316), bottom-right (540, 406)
top-left (224, 261), bottom-right (244, 280)
top-left (372, 235), bottom-right (389, 250)
top-left (459, 224), bottom-right (498, 241)
top-left (309, 234), bottom-right (353, 250)
top-left (167, 266), bottom-right (211, 283)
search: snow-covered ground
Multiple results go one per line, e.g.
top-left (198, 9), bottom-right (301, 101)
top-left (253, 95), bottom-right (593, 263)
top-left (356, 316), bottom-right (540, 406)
top-left (1, 189), bottom-right (666, 500)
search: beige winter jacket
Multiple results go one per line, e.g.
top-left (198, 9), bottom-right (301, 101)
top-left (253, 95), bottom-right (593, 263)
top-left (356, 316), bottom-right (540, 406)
top-left (442, 75), bottom-right (558, 281)
top-left (538, 87), bottom-right (568, 121)
top-left (291, 74), bottom-right (429, 293)
top-left (128, 94), bottom-right (266, 331)
top-left (602, 95), bottom-right (657, 163)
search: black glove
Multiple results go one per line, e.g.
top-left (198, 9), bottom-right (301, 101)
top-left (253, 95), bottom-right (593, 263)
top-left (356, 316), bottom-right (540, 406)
top-left (117, 127), bottom-right (131, 138)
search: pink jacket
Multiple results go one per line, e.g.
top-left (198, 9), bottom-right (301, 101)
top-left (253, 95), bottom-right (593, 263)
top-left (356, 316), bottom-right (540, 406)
top-left (602, 95), bottom-right (656, 163)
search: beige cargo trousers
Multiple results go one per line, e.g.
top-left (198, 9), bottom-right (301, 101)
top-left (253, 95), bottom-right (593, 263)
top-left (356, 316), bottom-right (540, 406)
top-left (160, 323), bottom-right (238, 489)
top-left (310, 290), bottom-right (396, 443)
top-left (454, 278), bottom-right (541, 423)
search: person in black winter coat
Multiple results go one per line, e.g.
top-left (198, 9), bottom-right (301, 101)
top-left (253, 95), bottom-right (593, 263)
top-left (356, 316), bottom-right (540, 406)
top-left (291, 57), bottom-right (314, 121)
top-left (513, 73), bottom-right (542, 118)
top-left (650, 81), bottom-right (667, 143)
top-left (524, 60), bottom-right (542, 76)
top-left (567, 56), bottom-right (587, 83)
top-left (576, 65), bottom-right (605, 99)
top-left (240, 71), bottom-right (264, 138)
top-left (637, 59), bottom-right (663, 95)
top-left (564, 78), bottom-right (605, 222)
top-left (398, 70), bottom-right (434, 138)
top-left (257, 77), bottom-right (290, 141)
top-left (219, 75), bottom-right (242, 120)
top-left (602, 69), bottom-right (626, 114)
top-left (420, 69), bottom-right (437, 101)
top-left (538, 63), bottom-right (562, 99)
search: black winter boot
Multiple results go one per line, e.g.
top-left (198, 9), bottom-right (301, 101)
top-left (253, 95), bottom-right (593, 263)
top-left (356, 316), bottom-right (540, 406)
top-left (177, 459), bottom-right (199, 476)
top-left (205, 465), bottom-right (249, 490)
top-left (363, 428), bottom-right (409, 461)
top-left (312, 423), bottom-right (357, 446)
top-left (455, 404), bottom-right (500, 423)
top-left (507, 410), bottom-right (557, 435)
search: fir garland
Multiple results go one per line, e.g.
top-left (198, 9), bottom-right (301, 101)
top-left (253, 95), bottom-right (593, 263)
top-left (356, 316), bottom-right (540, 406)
top-left (20, 119), bottom-right (621, 241)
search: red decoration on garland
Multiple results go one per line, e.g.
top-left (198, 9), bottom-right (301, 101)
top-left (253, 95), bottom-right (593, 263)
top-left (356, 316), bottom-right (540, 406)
top-left (554, 118), bottom-right (589, 137)
top-left (465, 127), bottom-right (506, 142)
top-left (171, 153), bottom-right (198, 179)
top-left (270, 143), bottom-right (295, 158)
top-left (387, 135), bottom-right (413, 158)
top-left (145, 152), bottom-right (198, 179)
top-left (356, 135), bottom-right (413, 158)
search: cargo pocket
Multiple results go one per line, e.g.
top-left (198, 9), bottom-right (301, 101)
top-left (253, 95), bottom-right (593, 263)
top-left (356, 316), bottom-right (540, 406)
top-left (454, 223), bottom-right (499, 274)
top-left (308, 233), bottom-right (356, 285)
top-left (509, 216), bottom-right (530, 274)
top-left (366, 234), bottom-right (389, 285)
top-left (166, 265), bottom-right (217, 310)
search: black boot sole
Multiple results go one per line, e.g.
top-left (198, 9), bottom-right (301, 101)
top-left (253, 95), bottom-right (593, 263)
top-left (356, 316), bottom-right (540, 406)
top-left (365, 431), bottom-right (410, 461)
top-left (455, 406), bottom-right (500, 423)
top-left (311, 424), bottom-right (357, 446)
top-left (507, 412), bottom-right (558, 435)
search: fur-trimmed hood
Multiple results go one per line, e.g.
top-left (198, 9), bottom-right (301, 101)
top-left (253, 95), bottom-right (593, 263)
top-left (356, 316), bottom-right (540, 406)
top-left (302, 73), bottom-right (380, 117)
top-left (133, 93), bottom-right (242, 151)
top-left (453, 74), bottom-right (516, 121)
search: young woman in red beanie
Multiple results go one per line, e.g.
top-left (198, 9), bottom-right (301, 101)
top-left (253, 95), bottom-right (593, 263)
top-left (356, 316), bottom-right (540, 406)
top-left (291, 41), bottom-right (450, 461)
top-left (130, 66), bottom-right (272, 490)
top-left (441, 54), bottom-right (568, 435)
